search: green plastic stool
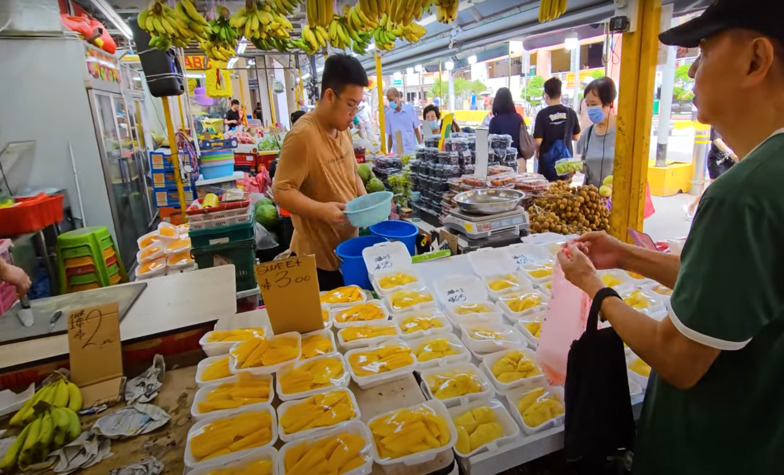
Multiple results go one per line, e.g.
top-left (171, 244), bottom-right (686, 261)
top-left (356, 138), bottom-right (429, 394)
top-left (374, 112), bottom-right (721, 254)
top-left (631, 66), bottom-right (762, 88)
top-left (68, 273), bottom-right (102, 287)
top-left (56, 226), bottom-right (120, 294)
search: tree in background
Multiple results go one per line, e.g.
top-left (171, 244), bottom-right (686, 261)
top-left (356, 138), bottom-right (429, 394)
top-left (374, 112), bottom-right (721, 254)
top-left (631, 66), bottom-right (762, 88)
top-left (521, 75), bottom-right (545, 109)
top-left (672, 63), bottom-right (695, 103)
top-left (427, 77), bottom-right (486, 109)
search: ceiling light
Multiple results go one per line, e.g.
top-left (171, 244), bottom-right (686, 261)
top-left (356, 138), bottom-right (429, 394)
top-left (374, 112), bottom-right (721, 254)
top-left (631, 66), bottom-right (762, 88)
top-left (564, 32), bottom-right (579, 51)
top-left (467, 55), bottom-right (477, 65)
top-left (444, 60), bottom-right (454, 71)
top-left (90, 0), bottom-right (132, 39)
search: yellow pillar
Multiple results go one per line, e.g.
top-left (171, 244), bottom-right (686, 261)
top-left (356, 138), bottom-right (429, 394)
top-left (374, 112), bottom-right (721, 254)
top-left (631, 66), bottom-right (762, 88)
top-left (177, 95), bottom-right (186, 131)
top-left (376, 51), bottom-right (385, 154)
top-left (268, 86), bottom-right (277, 125)
top-left (610, 0), bottom-right (661, 242)
top-left (161, 97), bottom-right (187, 221)
top-left (298, 69), bottom-right (304, 108)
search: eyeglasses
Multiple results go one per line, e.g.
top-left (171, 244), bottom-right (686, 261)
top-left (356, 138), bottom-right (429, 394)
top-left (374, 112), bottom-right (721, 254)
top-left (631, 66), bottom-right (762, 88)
top-left (332, 91), bottom-right (359, 114)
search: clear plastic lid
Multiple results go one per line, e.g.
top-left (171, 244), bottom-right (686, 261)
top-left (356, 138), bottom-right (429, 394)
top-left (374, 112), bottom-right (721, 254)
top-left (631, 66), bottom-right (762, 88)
top-left (280, 421), bottom-right (373, 475)
top-left (468, 248), bottom-right (517, 276)
top-left (229, 334), bottom-right (301, 372)
top-left (278, 388), bottom-right (359, 438)
top-left (319, 285), bottom-right (365, 306)
top-left (485, 348), bottom-right (543, 386)
top-left (434, 275), bottom-right (488, 306)
top-left (300, 329), bottom-right (336, 360)
top-left (413, 336), bottom-right (466, 365)
top-left (387, 288), bottom-right (435, 313)
top-left (346, 342), bottom-right (415, 377)
top-left (368, 402), bottom-right (454, 463)
top-left (186, 408), bottom-right (274, 465)
top-left (423, 364), bottom-right (491, 401)
top-left (339, 323), bottom-right (399, 343)
top-left (362, 241), bottom-right (413, 277)
top-left (333, 300), bottom-right (388, 325)
top-left (277, 354), bottom-right (348, 398)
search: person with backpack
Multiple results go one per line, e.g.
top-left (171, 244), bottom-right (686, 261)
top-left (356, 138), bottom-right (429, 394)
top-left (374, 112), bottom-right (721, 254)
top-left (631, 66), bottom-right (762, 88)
top-left (489, 87), bottom-right (536, 172)
top-left (576, 77), bottom-right (618, 187)
top-left (534, 78), bottom-right (581, 181)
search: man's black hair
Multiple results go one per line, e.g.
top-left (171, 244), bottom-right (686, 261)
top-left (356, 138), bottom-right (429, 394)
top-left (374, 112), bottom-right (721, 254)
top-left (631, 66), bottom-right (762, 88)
top-left (321, 54), bottom-right (369, 97)
top-left (291, 110), bottom-right (306, 124)
top-left (423, 104), bottom-right (440, 120)
top-left (584, 77), bottom-right (617, 106)
top-left (231, 99), bottom-right (240, 106)
top-left (544, 77), bottom-right (562, 99)
top-left (492, 87), bottom-right (517, 116)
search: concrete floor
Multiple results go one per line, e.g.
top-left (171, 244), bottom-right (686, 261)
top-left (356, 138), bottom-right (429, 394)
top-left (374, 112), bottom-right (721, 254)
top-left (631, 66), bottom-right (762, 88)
top-left (643, 192), bottom-right (695, 242)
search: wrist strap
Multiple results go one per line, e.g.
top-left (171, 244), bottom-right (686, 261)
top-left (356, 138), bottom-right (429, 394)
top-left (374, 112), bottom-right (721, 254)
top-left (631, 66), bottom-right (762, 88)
top-left (587, 287), bottom-right (621, 329)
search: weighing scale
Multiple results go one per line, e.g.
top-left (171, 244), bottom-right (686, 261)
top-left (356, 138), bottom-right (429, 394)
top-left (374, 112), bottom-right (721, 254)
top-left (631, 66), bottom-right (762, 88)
top-left (443, 207), bottom-right (529, 240)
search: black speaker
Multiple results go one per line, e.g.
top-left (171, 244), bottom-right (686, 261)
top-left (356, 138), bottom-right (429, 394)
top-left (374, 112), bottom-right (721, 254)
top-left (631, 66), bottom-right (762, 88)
top-left (130, 21), bottom-right (184, 97)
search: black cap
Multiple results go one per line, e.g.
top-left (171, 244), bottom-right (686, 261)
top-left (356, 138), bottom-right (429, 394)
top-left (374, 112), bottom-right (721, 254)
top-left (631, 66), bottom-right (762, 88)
top-left (659, 0), bottom-right (784, 48)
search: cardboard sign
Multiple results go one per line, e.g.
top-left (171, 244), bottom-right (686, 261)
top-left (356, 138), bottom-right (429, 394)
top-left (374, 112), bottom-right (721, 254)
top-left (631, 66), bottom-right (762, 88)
top-left (255, 255), bottom-right (322, 334)
top-left (394, 130), bottom-right (404, 157)
top-left (67, 303), bottom-right (123, 407)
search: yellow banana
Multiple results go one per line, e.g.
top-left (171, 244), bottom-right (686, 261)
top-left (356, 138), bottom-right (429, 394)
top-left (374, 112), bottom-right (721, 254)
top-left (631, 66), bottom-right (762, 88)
top-left (37, 411), bottom-right (54, 453)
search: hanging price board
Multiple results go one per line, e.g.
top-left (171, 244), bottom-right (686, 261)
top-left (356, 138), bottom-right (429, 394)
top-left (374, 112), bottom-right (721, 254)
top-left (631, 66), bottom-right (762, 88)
top-left (255, 255), bottom-right (322, 334)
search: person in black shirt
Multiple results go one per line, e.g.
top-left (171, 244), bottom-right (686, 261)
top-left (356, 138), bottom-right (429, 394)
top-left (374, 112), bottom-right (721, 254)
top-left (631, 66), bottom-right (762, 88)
top-left (224, 99), bottom-right (241, 130)
top-left (253, 102), bottom-right (263, 121)
top-left (534, 78), bottom-right (581, 181)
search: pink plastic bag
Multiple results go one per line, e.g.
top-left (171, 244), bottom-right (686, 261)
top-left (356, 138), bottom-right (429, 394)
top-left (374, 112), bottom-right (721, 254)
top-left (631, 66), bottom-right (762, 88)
top-left (537, 261), bottom-right (591, 385)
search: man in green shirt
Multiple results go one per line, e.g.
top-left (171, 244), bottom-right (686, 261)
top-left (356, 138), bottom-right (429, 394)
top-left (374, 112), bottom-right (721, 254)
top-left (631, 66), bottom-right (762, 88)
top-left (556, 0), bottom-right (784, 473)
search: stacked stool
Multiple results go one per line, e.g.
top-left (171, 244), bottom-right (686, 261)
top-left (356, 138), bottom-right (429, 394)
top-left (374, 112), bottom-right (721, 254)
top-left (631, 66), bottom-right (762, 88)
top-left (56, 226), bottom-right (128, 294)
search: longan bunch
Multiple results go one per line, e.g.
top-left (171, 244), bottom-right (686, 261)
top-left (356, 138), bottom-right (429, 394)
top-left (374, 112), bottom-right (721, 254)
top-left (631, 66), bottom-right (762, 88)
top-left (528, 182), bottom-right (610, 235)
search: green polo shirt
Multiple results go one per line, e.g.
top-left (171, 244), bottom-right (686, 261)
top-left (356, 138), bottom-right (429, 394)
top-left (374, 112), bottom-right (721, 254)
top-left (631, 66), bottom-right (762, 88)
top-left (633, 131), bottom-right (784, 475)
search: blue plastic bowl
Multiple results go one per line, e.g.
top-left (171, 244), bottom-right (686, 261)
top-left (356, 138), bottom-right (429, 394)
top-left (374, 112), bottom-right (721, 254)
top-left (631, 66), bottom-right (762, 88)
top-left (370, 220), bottom-right (419, 256)
top-left (201, 160), bottom-right (234, 180)
top-left (335, 235), bottom-right (388, 289)
top-left (344, 191), bottom-right (393, 228)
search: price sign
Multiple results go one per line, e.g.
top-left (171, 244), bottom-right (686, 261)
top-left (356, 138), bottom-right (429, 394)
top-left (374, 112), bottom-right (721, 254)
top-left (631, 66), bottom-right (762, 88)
top-left (255, 255), bottom-right (322, 334)
top-left (371, 253), bottom-right (393, 272)
top-left (444, 287), bottom-right (468, 304)
top-left (511, 252), bottom-right (535, 266)
top-left (67, 303), bottom-right (123, 407)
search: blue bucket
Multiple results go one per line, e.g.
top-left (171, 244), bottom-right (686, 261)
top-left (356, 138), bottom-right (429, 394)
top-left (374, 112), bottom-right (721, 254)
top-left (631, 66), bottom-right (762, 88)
top-left (369, 220), bottom-right (419, 256)
top-left (335, 235), bottom-right (388, 289)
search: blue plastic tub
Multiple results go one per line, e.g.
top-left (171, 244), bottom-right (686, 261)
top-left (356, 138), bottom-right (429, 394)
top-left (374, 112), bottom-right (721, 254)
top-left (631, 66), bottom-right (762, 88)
top-left (201, 160), bottom-right (234, 180)
top-left (344, 191), bottom-right (393, 228)
top-left (369, 220), bottom-right (419, 256)
top-left (335, 235), bottom-right (388, 289)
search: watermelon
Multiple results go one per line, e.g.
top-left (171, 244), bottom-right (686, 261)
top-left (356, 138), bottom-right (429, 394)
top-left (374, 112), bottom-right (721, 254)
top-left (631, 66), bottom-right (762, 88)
top-left (255, 204), bottom-right (280, 230)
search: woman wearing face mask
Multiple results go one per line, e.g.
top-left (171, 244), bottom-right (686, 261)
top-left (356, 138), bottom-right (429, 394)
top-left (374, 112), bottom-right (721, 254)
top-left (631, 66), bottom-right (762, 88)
top-left (577, 77), bottom-right (617, 187)
top-left (422, 104), bottom-right (460, 137)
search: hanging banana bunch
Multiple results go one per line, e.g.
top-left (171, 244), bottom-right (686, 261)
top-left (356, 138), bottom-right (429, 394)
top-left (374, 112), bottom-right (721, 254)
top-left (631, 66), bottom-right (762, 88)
top-left (268, 0), bottom-right (301, 16)
top-left (252, 36), bottom-right (294, 53)
top-left (401, 22), bottom-right (427, 43)
top-left (137, 0), bottom-right (180, 50)
top-left (539, 0), bottom-right (568, 23)
top-left (306, 0), bottom-right (334, 29)
top-left (373, 14), bottom-right (400, 51)
top-left (175, 0), bottom-right (211, 43)
top-left (327, 16), bottom-right (352, 49)
top-left (359, 0), bottom-right (391, 22)
top-left (230, 1), bottom-right (263, 40)
top-left (346, 5), bottom-right (377, 33)
top-left (301, 24), bottom-right (329, 54)
top-left (389, 0), bottom-right (424, 26)
top-left (200, 6), bottom-right (239, 62)
top-left (435, 0), bottom-right (459, 24)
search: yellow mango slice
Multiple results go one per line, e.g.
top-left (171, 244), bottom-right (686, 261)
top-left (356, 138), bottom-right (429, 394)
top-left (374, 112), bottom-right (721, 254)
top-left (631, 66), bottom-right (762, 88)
top-left (453, 303), bottom-right (492, 315)
top-left (335, 302), bottom-right (386, 323)
top-left (629, 357), bottom-right (651, 377)
top-left (369, 406), bottom-right (450, 460)
top-left (320, 286), bottom-right (363, 304)
top-left (339, 324), bottom-right (396, 342)
top-left (301, 333), bottom-right (333, 359)
top-left (202, 357), bottom-right (232, 382)
top-left (378, 272), bottom-right (417, 289)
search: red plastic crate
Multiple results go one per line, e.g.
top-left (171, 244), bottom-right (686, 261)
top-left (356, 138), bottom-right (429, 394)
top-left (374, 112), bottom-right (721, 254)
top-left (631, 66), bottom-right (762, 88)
top-left (234, 152), bottom-right (255, 168)
top-left (0, 194), bottom-right (63, 235)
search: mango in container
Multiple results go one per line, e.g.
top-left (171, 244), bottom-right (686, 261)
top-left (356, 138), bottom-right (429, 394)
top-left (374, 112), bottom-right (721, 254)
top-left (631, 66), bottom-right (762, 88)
top-left (629, 357), bottom-right (651, 377)
top-left (527, 264), bottom-right (553, 280)
top-left (425, 370), bottom-right (484, 400)
top-left (158, 222), bottom-right (178, 238)
top-left (466, 327), bottom-right (507, 342)
top-left (378, 272), bottom-right (417, 290)
top-left (454, 406), bottom-right (504, 455)
top-left (626, 271), bottom-right (645, 280)
top-left (138, 232), bottom-right (159, 249)
top-left (280, 390), bottom-right (356, 435)
top-left (601, 274), bottom-right (622, 288)
top-left (390, 289), bottom-right (433, 310)
top-left (168, 249), bottom-right (194, 267)
top-left (490, 350), bottom-right (541, 384)
top-left (415, 338), bottom-right (459, 363)
top-left (347, 345), bottom-right (414, 377)
top-left (201, 357), bottom-right (233, 382)
top-left (206, 328), bottom-right (265, 343)
top-left (524, 322), bottom-right (542, 339)
top-left (321, 308), bottom-right (330, 324)
top-left (231, 336), bottom-right (300, 369)
top-left (206, 459), bottom-right (273, 475)
top-left (301, 333), bottom-right (334, 359)
top-left (515, 387), bottom-right (564, 429)
top-left (320, 286), bottom-right (363, 305)
top-left (198, 373), bottom-right (271, 413)
top-left (501, 292), bottom-right (543, 313)
top-left (334, 302), bottom-right (386, 324)
top-left (651, 284), bottom-right (673, 296)
top-left (278, 356), bottom-right (346, 395)
top-left (399, 313), bottom-right (444, 334)
top-left (188, 410), bottom-right (272, 462)
top-left (369, 406), bottom-right (450, 460)
top-left (453, 303), bottom-right (492, 315)
top-left (138, 244), bottom-right (164, 262)
top-left (283, 431), bottom-right (368, 475)
top-left (624, 290), bottom-right (656, 311)
top-left (487, 274), bottom-right (521, 292)
top-left (339, 324), bottom-right (397, 342)
top-left (166, 235), bottom-right (192, 252)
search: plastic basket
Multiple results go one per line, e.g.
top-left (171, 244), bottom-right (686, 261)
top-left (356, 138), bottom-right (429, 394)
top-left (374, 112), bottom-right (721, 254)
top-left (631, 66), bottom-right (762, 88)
top-left (192, 238), bottom-right (257, 291)
top-left (0, 194), bottom-right (64, 235)
top-left (369, 220), bottom-right (418, 256)
top-left (201, 160), bottom-right (235, 180)
top-left (344, 191), bottom-right (393, 227)
top-left (190, 216), bottom-right (254, 248)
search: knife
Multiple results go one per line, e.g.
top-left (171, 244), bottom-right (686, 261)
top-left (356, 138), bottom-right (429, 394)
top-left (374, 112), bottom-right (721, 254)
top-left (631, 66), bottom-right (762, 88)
top-left (48, 311), bottom-right (63, 333)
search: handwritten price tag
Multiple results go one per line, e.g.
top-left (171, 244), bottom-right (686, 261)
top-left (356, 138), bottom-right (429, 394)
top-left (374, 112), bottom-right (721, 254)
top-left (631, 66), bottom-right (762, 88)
top-left (445, 287), bottom-right (468, 304)
top-left (372, 253), bottom-right (393, 272)
top-left (67, 303), bottom-right (122, 389)
top-left (255, 255), bottom-right (322, 334)
top-left (511, 252), bottom-right (535, 266)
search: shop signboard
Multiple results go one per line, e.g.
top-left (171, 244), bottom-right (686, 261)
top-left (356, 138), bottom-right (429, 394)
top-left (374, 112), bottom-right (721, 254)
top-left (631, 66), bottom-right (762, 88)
top-left (183, 55), bottom-right (214, 71)
top-left (84, 43), bottom-right (120, 86)
top-left (392, 78), bottom-right (403, 86)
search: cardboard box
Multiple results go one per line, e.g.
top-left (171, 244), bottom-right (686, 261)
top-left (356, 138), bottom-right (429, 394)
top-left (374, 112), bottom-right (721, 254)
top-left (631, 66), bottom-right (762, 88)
top-left (153, 185), bottom-right (196, 208)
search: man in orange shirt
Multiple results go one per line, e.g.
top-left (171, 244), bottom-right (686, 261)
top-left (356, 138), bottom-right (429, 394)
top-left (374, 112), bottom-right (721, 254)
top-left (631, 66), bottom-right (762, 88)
top-left (273, 54), bottom-right (368, 290)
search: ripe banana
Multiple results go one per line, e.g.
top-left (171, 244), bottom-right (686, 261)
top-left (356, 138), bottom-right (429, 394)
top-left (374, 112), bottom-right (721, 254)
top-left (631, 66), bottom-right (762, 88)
top-left (435, 0), bottom-right (459, 24)
top-left (538, 0), bottom-right (567, 23)
top-left (52, 380), bottom-right (69, 408)
top-left (19, 416), bottom-right (40, 468)
top-left (0, 424), bottom-right (31, 471)
top-left (66, 381), bottom-right (83, 412)
top-left (138, 0), bottom-right (194, 49)
top-left (36, 411), bottom-right (54, 454)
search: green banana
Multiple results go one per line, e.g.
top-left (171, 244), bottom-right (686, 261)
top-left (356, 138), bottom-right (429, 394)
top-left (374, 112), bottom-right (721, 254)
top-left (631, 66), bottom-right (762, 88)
top-left (37, 411), bottom-right (54, 454)
top-left (50, 408), bottom-right (68, 447)
top-left (52, 380), bottom-right (68, 408)
top-left (0, 424), bottom-right (31, 471)
top-left (19, 417), bottom-right (40, 463)
top-left (62, 408), bottom-right (81, 444)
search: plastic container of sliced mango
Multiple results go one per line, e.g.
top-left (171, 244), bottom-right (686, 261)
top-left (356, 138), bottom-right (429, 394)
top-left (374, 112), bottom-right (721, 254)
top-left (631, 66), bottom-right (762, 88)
top-left (520, 262), bottom-right (555, 285)
top-left (330, 299), bottom-right (390, 329)
top-left (408, 333), bottom-right (471, 370)
top-left (275, 353), bottom-right (350, 401)
top-left (479, 347), bottom-right (546, 393)
top-left (621, 289), bottom-right (667, 320)
top-left (344, 338), bottom-right (417, 390)
top-left (184, 405), bottom-right (278, 469)
top-left (319, 285), bottom-right (367, 309)
top-left (337, 321), bottom-right (402, 351)
top-left (505, 242), bottom-right (552, 268)
top-left (514, 319), bottom-right (543, 349)
top-left (200, 327), bottom-right (268, 358)
top-left (597, 269), bottom-right (635, 294)
top-left (196, 355), bottom-right (238, 387)
top-left (448, 398), bottom-right (520, 458)
top-left (191, 373), bottom-right (274, 420)
top-left (320, 305), bottom-right (333, 330)
top-left (278, 420), bottom-right (374, 475)
top-left (497, 289), bottom-right (550, 322)
top-left (276, 388), bottom-right (361, 442)
top-left (467, 248), bottom-right (535, 300)
top-left (189, 446), bottom-right (277, 475)
top-left (419, 362), bottom-right (494, 408)
top-left (505, 384), bottom-right (565, 435)
top-left (362, 241), bottom-right (423, 297)
top-left (626, 351), bottom-right (651, 391)
top-left (367, 399), bottom-right (457, 467)
top-left (392, 310), bottom-right (453, 340)
top-left (228, 333), bottom-right (302, 376)
top-left (459, 322), bottom-right (525, 356)
top-left (384, 287), bottom-right (437, 316)
top-left (299, 328), bottom-right (337, 360)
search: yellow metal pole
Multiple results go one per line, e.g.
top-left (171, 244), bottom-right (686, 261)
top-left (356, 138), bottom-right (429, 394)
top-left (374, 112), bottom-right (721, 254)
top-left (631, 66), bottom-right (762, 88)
top-left (177, 95), bottom-right (186, 131)
top-left (298, 69), bottom-right (304, 107)
top-left (376, 51), bottom-right (385, 154)
top-left (268, 86), bottom-right (277, 125)
top-left (610, 0), bottom-right (661, 242)
top-left (161, 97), bottom-right (187, 221)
